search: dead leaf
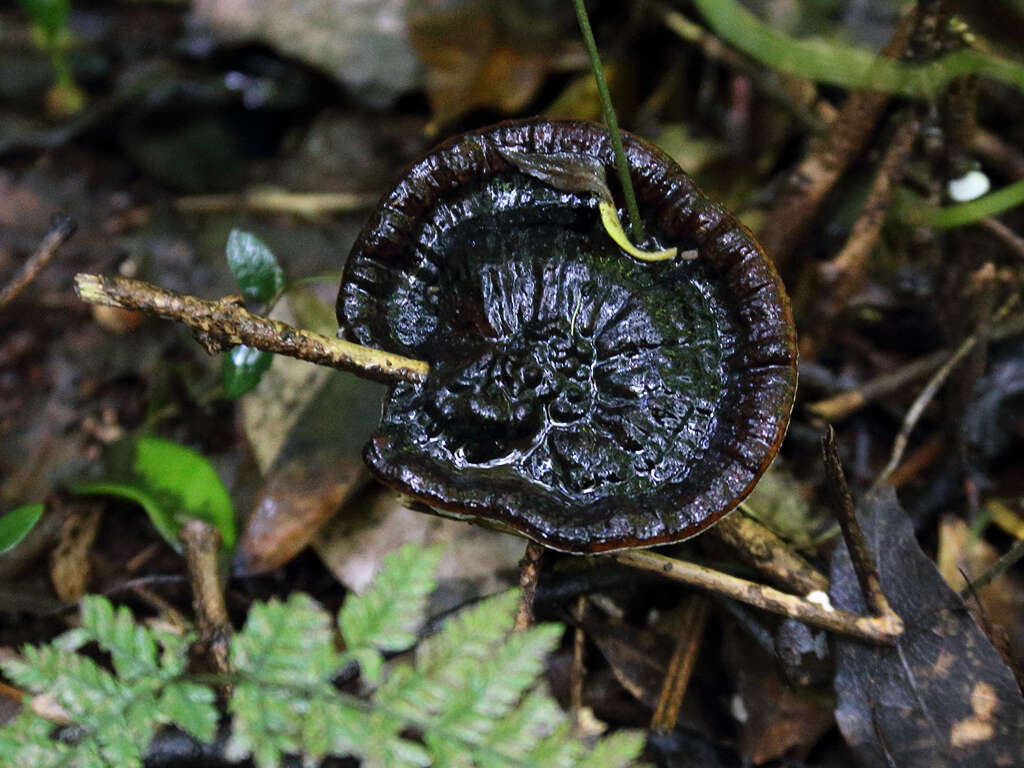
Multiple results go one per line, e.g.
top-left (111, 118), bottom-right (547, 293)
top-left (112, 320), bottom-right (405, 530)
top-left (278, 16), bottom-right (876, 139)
top-left (724, 630), bottom-right (834, 764)
top-left (407, 0), bottom-right (583, 128)
top-left (313, 488), bottom-right (522, 613)
top-left (830, 487), bottom-right (1024, 767)
top-left (234, 451), bottom-right (367, 575)
top-left (587, 618), bottom-right (673, 709)
top-left (49, 504), bottom-right (102, 603)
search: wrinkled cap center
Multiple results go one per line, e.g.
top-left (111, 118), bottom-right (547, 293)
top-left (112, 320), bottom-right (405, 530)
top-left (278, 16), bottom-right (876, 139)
top-left (376, 178), bottom-right (730, 502)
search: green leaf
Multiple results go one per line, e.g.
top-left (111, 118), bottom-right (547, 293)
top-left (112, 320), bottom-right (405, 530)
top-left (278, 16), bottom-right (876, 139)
top-left (73, 436), bottom-right (236, 551)
top-left (222, 344), bottom-right (274, 399)
top-left (226, 229), bottom-right (286, 303)
top-left (338, 543), bottom-right (444, 681)
top-left (0, 502), bottom-right (44, 554)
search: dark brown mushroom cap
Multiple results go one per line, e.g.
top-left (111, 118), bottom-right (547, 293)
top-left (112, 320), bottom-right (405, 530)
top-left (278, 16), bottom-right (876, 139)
top-left (337, 119), bottom-right (797, 553)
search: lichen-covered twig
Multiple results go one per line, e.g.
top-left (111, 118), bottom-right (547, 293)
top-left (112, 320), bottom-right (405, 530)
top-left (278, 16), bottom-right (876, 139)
top-left (709, 509), bottom-right (828, 595)
top-left (0, 214), bottom-right (77, 310)
top-left (611, 548), bottom-right (901, 644)
top-left (73, 273), bottom-right (429, 385)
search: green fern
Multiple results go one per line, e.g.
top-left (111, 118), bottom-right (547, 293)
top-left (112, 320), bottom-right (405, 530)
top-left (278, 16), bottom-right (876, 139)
top-left (0, 543), bottom-right (646, 767)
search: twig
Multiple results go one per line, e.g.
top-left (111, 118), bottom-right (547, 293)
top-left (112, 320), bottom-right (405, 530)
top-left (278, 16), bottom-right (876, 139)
top-left (514, 540), bottom-right (545, 632)
top-left (801, 115), bottom-right (920, 359)
top-left (650, 594), bottom-right (709, 733)
top-left (0, 213), bottom-right (77, 309)
top-left (572, 0), bottom-right (644, 244)
top-left (179, 520), bottom-right (232, 677)
top-left (757, 9), bottom-right (917, 265)
top-left (174, 189), bottom-right (378, 216)
top-left (876, 292), bottom-right (1019, 484)
top-left (882, 432), bottom-right (945, 487)
top-left (964, 538), bottom-right (1024, 595)
top-left (808, 307), bottom-right (1024, 422)
top-left (821, 427), bottom-right (901, 633)
top-left (709, 509), bottom-right (828, 595)
top-left (611, 549), bottom-right (901, 644)
top-left (808, 349), bottom-right (948, 422)
top-left (73, 274), bottom-right (429, 385)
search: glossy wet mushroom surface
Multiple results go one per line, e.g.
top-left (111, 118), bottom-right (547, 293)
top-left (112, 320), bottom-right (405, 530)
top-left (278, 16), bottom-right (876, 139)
top-left (337, 119), bottom-right (798, 553)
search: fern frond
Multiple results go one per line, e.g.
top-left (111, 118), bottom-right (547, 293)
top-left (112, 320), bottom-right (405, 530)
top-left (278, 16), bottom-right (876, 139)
top-left (0, 551), bottom-right (649, 768)
top-left (231, 592), bottom-right (338, 686)
top-left (79, 595), bottom-right (159, 679)
top-left (339, 543), bottom-right (444, 683)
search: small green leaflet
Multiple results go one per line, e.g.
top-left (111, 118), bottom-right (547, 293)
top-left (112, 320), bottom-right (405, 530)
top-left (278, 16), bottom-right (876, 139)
top-left (223, 344), bottom-right (274, 399)
top-left (0, 502), bottom-right (45, 554)
top-left (226, 229), bottom-right (286, 304)
top-left (73, 436), bottom-right (235, 551)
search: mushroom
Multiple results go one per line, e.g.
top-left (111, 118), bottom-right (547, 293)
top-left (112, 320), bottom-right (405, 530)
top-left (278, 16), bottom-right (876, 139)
top-left (337, 119), bottom-right (797, 553)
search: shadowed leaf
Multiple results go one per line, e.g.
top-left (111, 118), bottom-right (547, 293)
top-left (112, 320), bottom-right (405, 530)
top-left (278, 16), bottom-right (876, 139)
top-left (830, 487), bottom-right (1024, 767)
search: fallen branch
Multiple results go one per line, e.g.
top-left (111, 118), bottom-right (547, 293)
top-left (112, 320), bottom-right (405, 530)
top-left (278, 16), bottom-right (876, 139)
top-left (611, 548), bottom-right (901, 644)
top-left (73, 273), bottom-right (429, 385)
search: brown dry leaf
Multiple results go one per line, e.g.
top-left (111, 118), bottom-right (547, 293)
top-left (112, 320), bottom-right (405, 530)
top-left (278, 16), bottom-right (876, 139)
top-left (49, 504), bottom-right (103, 603)
top-left (937, 515), bottom-right (1024, 663)
top-left (407, 0), bottom-right (583, 129)
top-left (234, 451), bottom-right (367, 575)
top-left (313, 488), bottom-right (522, 611)
top-left (587, 618), bottom-right (673, 709)
top-left (724, 631), bottom-right (834, 765)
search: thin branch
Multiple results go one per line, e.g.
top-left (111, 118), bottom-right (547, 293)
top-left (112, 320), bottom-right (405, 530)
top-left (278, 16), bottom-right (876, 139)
top-left (0, 213), bottom-right (77, 309)
top-left (801, 115), bottom-right (920, 359)
top-left (611, 549), bottom-right (902, 644)
top-left (572, 0), bottom-right (644, 244)
top-left (73, 274), bottom-right (429, 385)
top-left (808, 307), bottom-right (1024, 422)
top-left (174, 189), bottom-right (378, 216)
top-left (821, 427), bottom-right (900, 628)
top-left (877, 292), bottom-right (1019, 484)
top-left (650, 594), bottom-right (709, 733)
top-left (757, 9), bottom-right (917, 265)
top-left (963, 538), bottom-right (1024, 596)
top-left (808, 349), bottom-right (948, 422)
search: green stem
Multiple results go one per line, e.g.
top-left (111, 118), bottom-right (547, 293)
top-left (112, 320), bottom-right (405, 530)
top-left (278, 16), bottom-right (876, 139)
top-left (572, 0), bottom-right (645, 244)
